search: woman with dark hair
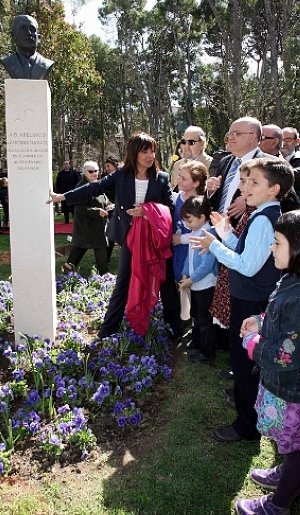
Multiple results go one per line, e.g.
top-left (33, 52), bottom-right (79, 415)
top-left (48, 132), bottom-right (182, 340)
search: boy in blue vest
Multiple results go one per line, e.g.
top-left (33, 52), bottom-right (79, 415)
top-left (191, 158), bottom-right (294, 442)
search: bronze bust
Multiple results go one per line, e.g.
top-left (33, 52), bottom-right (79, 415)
top-left (0, 15), bottom-right (54, 79)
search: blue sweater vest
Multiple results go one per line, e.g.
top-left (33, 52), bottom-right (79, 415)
top-left (229, 205), bottom-right (281, 301)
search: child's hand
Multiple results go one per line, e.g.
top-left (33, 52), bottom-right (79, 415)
top-left (172, 234), bottom-right (181, 245)
top-left (210, 211), bottom-right (232, 239)
top-left (240, 316), bottom-right (259, 337)
top-left (179, 277), bottom-right (192, 289)
top-left (190, 230), bottom-right (216, 253)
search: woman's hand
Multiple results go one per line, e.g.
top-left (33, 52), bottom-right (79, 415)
top-left (46, 191), bottom-right (65, 204)
top-left (240, 316), bottom-right (259, 338)
top-left (190, 229), bottom-right (216, 252)
top-left (99, 208), bottom-right (108, 218)
top-left (126, 204), bottom-right (144, 217)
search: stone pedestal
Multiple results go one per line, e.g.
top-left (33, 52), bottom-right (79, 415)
top-left (5, 79), bottom-right (56, 342)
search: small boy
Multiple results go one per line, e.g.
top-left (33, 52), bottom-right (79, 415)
top-left (191, 158), bottom-right (295, 442)
top-left (179, 195), bottom-right (219, 364)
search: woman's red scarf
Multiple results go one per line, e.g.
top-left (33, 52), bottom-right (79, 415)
top-left (126, 202), bottom-right (172, 336)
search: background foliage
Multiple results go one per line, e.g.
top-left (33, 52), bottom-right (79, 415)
top-left (0, 0), bottom-right (299, 170)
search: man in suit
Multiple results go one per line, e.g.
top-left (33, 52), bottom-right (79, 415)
top-left (55, 161), bottom-right (81, 224)
top-left (207, 116), bottom-right (265, 224)
top-left (0, 15), bottom-right (54, 79)
top-left (281, 127), bottom-right (300, 197)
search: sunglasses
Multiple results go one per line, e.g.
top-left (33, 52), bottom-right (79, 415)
top-left (261, 135), bottom-right (276, 140)
top-left (87, 169), bottom-right (99, 174)
top-left (180, 139), bottom-right (202, 145)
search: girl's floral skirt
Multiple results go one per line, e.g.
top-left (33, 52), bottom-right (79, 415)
top-left (255, 382), bottom-right (300, 454)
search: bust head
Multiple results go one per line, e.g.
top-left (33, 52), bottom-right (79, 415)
top-left (12, 15), bottom-right (39, 57)
top-left (0, 15), bottom-right (54, 79)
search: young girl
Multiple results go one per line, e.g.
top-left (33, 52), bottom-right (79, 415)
top-left (236, 210), bottom-right (300, 515)
top-left (179, 195), bottom-right (218, 363)
top-left (172, 160), bottom-right (208, 323)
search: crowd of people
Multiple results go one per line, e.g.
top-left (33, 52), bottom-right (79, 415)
top-left (46, 120), bottom-right (300, 514)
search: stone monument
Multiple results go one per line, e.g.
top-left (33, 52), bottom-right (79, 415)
top-left (2, 16), bottom-right (56, 342)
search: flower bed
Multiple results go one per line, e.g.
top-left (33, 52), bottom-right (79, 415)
top-left (0, 272), bottom-right (172, 475)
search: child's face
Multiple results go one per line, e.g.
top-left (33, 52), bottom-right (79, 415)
top-left (184, 213), bottom-right (206, 231)
top-left (239, 171), bottom-right (248, 199)
top-left (271, 231), bottom-right (290, 270)
top-left (177, 169), bottom-right (199, 193)
top-left (245, 167), bottom-right (279, 207)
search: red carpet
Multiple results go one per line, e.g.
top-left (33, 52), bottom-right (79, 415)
top-left (54, 222), bottom-right (73, 234)
top-left (0, 223), bottom-right (73, 235)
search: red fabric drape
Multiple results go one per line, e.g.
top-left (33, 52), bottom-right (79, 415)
top-left (126, 202), bottom-right (172, 336)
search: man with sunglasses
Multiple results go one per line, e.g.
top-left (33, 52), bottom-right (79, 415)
top-left (181, 126), bottom-right (213, 171)
top-left (281, 127), bottom-right (300, 197)
top-left (259, 124), bottom-right (283, 157)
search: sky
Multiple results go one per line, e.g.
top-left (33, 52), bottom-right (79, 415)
top-left (63, 0), bottom-right (157, 39)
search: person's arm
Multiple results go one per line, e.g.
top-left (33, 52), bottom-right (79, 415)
top-left (48, 173), bottom-right (116, 206)
top-left (253, 297), bottom-right (300, 371)
top-left (208, 215), bottom-right (274, 276)
top-left (189, 251), bottom-right (217, 283)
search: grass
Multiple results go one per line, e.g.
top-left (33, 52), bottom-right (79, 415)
top-left (0, 232), bottom-right (120, 281)
top-left (0, 351), bottom-right (295, 514)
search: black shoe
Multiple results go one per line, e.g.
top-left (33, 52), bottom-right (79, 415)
top-left (218, 369), bottom-right (234, 381)
top-left (212, 425), bottom-right (242, 442)
top-left (187, 352), bottom-right (214, 364)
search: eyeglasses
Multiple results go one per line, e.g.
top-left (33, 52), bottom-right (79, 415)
top-left (261, 135), bottom-right (276, 140)
top-left (87, 169), bottom-right (99, 174)
top-left (228, 131), bottom-right (254, 137)
top-left (283, 137), bottom-right (297, 143)
top-left (181, 139), bottom-right (202, 145)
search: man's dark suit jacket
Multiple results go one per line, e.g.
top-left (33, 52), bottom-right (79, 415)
top-left (0, 52), bottom-right (54, 79)
top-left (288, 153), bottom-right (300, 198)
top-left (209, 149), bottom-right (300, 219)
top-left (209, 148), bottom-right (266, 212)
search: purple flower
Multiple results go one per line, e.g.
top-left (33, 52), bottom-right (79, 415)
top-left (129, 412), bottom-right (142, 426)
top-left (92, 381), bottom-right (111, 404)
top-left (25, 389), bottom-right (41, 406)
top-left (49, 434), bottom-right (62, 446)
top-left (0, 401), bottom-right (8, 413)
top-left (57, 404), bottom-right (70, 415)
top-left (134, 382), bottom-right (143, 392)
top-left (56, 387), bottom-right (66, 399)
top-left (0, 443), bottom-right (6, 451)
top-left (0, 460), bottom-right (4, 475)
top-left (117, 416), bottom-right (127, 427)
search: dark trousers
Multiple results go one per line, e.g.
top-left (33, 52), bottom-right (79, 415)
top-left (230, 296), bottom-right (268, 440)
top-left (61, 200), bottom-right (74, 224)
top-left (98, 244), bottom-right (182, 339)
top-left (68, 246), bottom-right (108, 275)
top-left (273, 451), bottom-right (300, 508)
top-left (191, 287), bottom-right (216, 359)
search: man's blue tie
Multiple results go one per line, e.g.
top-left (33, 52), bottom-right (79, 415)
top-left (218, 158), bottom-right (242, 213)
